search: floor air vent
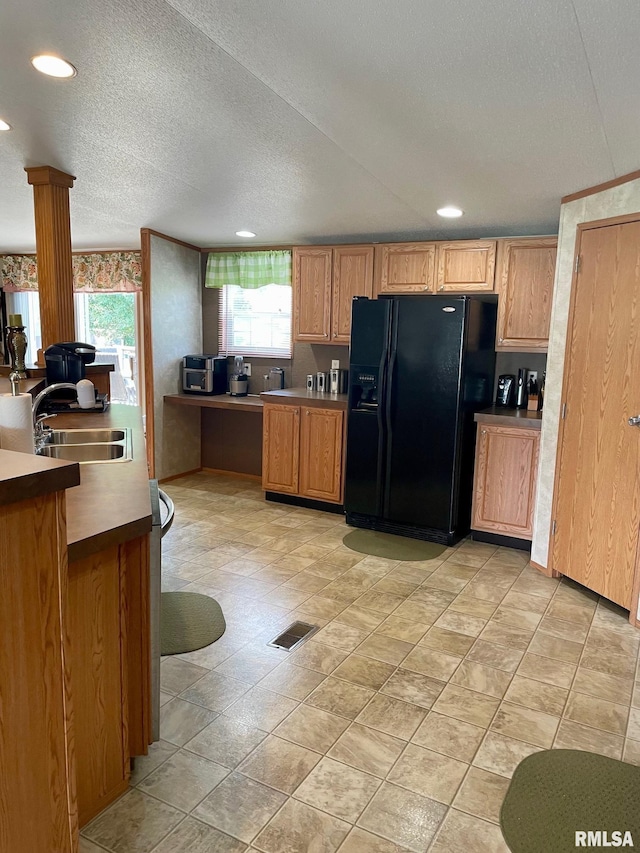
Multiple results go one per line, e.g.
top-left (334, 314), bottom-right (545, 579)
top-left (268, 621), bottom-right (318, 651)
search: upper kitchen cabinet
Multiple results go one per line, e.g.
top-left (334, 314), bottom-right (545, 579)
top-left (435, 240), bottom-right (496, 291)
top-left (332, 246), bottom-right (374, 342)
top-left (293, 245), bottom-right (374, 344)
top-left (495, 237), bottom-right (557, 351)
top-left (375, 242), bottom-right (436, 293)
top-left (293, 247), bottom-right (333, 342)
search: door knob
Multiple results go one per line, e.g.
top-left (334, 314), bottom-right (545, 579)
top-left (628, 416), bottom-right (640, 426)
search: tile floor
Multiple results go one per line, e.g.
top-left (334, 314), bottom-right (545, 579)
top-left (81, 472), bottom-right (640, 853)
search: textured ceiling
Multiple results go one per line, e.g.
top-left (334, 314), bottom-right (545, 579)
top-left (0, 0), bottom-right (638, 251)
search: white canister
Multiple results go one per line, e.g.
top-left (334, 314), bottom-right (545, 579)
top-left (76, 378), bottom-right (95, 409)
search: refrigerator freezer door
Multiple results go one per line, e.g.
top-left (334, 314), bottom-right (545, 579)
top-left (345, 299), bottom-right (392, 517)
top-left (383, 296), bottom-right (466, 532)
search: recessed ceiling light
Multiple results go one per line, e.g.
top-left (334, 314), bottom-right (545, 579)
top-left (31, 54), bottom-right (77, 78)
top-left (437, 206), bottom-right (464, 218)
top-left (235, 230), bottom-right (256, 238)
top-left (0, 119), bottom-right (11, 131)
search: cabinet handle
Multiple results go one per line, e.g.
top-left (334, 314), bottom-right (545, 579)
top-left (306, 410), bottom-right (310, 416)
top-left (498, 337), bottom-right (504, 343)
top-left (481, 429), bottom-right (486, 435)
top-left (439, 285), bottom-right (444, 291)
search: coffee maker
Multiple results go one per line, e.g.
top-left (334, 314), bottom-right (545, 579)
top-left (44, 341), bottom-right (96, 383)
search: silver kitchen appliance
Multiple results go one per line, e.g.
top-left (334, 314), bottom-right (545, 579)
top-left (268, 367), bottom-right (285, 390)
top-left (317, 371), bottom-right (329, 392)
top-left (306, 374), bottom-right (316, 391)
top-left (229, 355), bottom-right (249, 396)
top-left (329, 368), bottom-right (349, 394)
top-left (182, 354), bottom-right (227, 395)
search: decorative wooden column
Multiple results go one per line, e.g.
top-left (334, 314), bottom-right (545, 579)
top-left (25, 166), bottom-right (76, 349)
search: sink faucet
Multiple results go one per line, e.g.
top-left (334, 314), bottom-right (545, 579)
top-left (32, 382), bottom-right (78, 442)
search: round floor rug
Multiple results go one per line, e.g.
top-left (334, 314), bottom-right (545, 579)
top-left (500, 749), bottom-right (640, 853)
top-left (161, 591), bottom-right (226, 656)
top-left (342, 529), bottom-right (446, 561)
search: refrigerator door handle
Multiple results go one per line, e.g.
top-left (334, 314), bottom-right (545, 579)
top-left (382, 307), bottom-right (398, 518)
top-left (375, 345), bottom-right (389, 516)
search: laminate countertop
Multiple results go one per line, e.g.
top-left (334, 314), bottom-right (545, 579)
top-left (0, 376), bottom-right (45, 396)
top-left (0, 449), bottom-right (80, 507)
top-left (39, 404), bottom-right (151, 562)
top-left (475, 407), bottom-right (543, 429)
top-left (0, 403), bottom-right (151, 562)
top-left (0, 405), bottom-right (150, 560)
top-left (261, 388), bottom-right (348, 410)
top-left (165, 388), bottom-right (349, 412)
top-left (165, 393), bottom-right (264, 412)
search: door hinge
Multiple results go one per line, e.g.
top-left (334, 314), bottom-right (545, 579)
top-left (574, 255), bottom-right (581, 274)
top-left (561, 402), bottom-right (567, 420)
top-left (552, 519), bottom-right (557, 535)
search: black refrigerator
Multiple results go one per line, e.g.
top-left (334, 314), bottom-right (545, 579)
top-left (345, 294), bottom-right (497, 545)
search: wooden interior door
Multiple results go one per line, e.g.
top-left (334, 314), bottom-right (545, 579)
top-left (262, 404), bottom-right (300, 493)
top-left (293, 248), bottom-right (332, 342)
top-left (299, 408), bottom-right (344, 503)
top-left (551, 218), bottom-right (640, 608)
top-left (332, 246), bottom-right (374, 342)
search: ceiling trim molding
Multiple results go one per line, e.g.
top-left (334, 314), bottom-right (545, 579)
top-left (561, 168), bottom-right (640, 204)
top-left (141, 228), bottom-right (202, 252)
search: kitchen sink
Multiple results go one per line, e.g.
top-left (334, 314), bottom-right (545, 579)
top-left (40, 444), bottom-right (128, 462)
top-left (37, 427), bottom-right (133, 463)
top-left (44, 428), bottom-right (126, 444)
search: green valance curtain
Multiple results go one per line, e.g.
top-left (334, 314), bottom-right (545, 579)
top-left (205, 250), bottom-right (291, 289)
top-left (0, 251), bottom-right (143, 292)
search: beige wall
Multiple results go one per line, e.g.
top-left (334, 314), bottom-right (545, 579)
top-left (150, 235), bottom-right (202, 480)
top-left (532, 178), bottom-right (640, 570)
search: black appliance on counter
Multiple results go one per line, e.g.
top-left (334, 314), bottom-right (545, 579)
top-left (44, 341), bottom-right (96, 384)
top-left (495, 374), bottom-right (516, 407)
top-left (182, 354), bottom-right (227, 395)
top-left (345, 295), bottom-right (497, 545)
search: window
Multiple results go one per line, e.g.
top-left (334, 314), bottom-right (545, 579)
top-left (218, 283), bottom-right (292, 358)
top-left (5, 291), bottom-right (42, 364)
top-left (74, 292), bottom-right (141, 404)
top-left (207, 251), bottom-right (292, 358)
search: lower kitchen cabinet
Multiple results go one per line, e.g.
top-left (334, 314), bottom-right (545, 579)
top-left (262, 404), bottom-right (300, 494)
top-left (299, 406), bottom-right (344, 503)
top-left (262, 403), bottom-right (344, 504)
top-left (471, 421), bottom-right (540, 541)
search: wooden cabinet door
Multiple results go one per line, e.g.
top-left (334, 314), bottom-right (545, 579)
top-left (332, 246), bottom-right (374, 342)
top-left (496, 238), bottom-right (557, 351)
top-left (435, 240), bottom-right (496, 291)
top-left (293, 248), bottom-right (332, 342)
top-left (299, 408), bottom-right (344, 503)
top-left (376, 243), bottom-right (436, 293)
top-left (471, 424), bottom-right (539, 540)
top-left (262, 404), bottom-right (300, 493)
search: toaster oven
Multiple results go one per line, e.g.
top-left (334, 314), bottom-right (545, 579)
top-left (182, 354), bottom-right (227, 395)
